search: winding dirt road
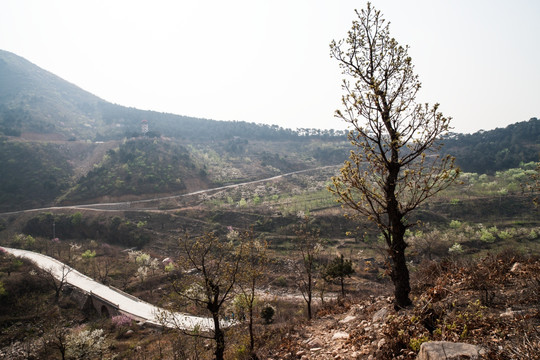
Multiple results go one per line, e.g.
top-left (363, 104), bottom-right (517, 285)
top-left (0, 165), bottom-right (339, 216)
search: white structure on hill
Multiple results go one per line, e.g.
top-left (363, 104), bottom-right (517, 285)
top-left (141, 119), bottom-right (148, 135)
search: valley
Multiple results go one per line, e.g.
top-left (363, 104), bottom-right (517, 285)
top-left (0, 48), bottom-right (539, 359)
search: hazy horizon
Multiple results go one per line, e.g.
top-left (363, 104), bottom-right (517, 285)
top-left (1, 0), bottom-right (539, 134)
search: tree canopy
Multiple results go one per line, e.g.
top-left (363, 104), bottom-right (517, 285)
top-left (329, 3), bottom-right (460, 308)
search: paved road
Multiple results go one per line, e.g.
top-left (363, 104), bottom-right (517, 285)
top-left (0, 165), bottom-right (339, 216)
top-left (1, 247), bottom-right (214, 331)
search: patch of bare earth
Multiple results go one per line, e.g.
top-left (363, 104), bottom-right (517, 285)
top-left (267, 251), bottom-right (540, 359)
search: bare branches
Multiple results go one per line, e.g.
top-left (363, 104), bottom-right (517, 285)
top-left (168, 231), bottom-right (244, 360)
top-left (39, 263), bottom-right (72, 303)
top-left (329, 3), bottom-right (460, 308)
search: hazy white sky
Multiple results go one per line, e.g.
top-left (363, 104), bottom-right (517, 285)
top-left (1, 0), bottom-right (539, 134)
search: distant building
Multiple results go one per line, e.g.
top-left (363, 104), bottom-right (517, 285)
top-left (141, 119), bottom-right (148, 135)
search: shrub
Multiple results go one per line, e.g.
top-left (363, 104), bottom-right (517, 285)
top-left (0, 281), bottom-right (7, 297)
top-left (111, 315), bottom-right (132, 328)
top-left (260, 305), bottom-right (275, 324)
top-left (66, 328), bottom-right (108, 360)
top-left (449, 220), bottom-right (462, 229)
top-left (479, 228), bottom-right (496, 243)
top-left (448, 243), bottom-right (464, 255)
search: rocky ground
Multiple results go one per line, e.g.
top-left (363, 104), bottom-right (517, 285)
top-left (267, 250), bottom-right (540, 359)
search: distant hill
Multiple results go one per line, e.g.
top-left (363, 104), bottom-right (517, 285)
top-left (443, 118), bottom-right (539, 174)
top-left (0, 49), bottom-right (345, 142)
top-left (0, 50), bottom-right (106, 139)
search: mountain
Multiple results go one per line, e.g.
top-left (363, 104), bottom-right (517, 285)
top-left (0, 50), bottom-right (346, 142)
top-left (0, 49), bottom-right (537, 212)
top-left (0, 49), bottom-right (106, 139)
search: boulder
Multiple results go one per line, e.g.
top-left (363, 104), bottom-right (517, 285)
top-left (372, 307), bottom-right (389, 322)
top-left (332, 331), bottom-right (349, 340)
top-left (417, 341), bottom-right (485, 360)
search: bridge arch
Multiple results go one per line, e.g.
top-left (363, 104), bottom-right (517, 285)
top-left (100, 305), bottom-right (110, 318)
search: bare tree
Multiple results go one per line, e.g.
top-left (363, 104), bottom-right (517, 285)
top-left (329, 3), bottom-right (460, 308)
top-left (48, 321), bottom-right (70, 360)
top-left (294, 215), bottom-right (324, 320)
top-left (237, 229), bottom-right (268, 357)
top-left (40, 263), bottom-right (72, 303)
top-left (169, 231), bottom-right (243, 360)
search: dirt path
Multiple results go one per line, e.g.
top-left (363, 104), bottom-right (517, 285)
top-left (0, 165), bottom-right (340, 216)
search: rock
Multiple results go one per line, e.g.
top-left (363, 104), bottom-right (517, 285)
top-left (510, 262), bottom-right (521, 273)
top-left (417, 341), bottom-right (485, 360)
top-left (377, 338), bottom-right (386, 349)
top-left (308, 339), bottom-right (323, 348)
top-left (340, 315), bottom-right (357, 323)
top-left (310, 347), bottom-right (322, 352)
top-left (372, 307), bottom-right (389, 322)
top-left (500, 307), bottom-right (526, 318)
top-left (296, 350), bottom-right (305, 357)
top-left (332, 331), bottom-right (350, 340)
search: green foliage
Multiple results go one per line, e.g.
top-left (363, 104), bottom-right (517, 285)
top-left (479, 228), bottom-right (496, 243)
top-left (448, 242), bottom-right (464, 255)
top-left (71, 212), bottom-right (83, 226)
top-left (11, 233), bottom-right (36, 250)
top-left (0, 137), bottom-right (73, 212)
top-left (22, 213), bottom-right (150, 248)
top-left (260, 305), bottom-right (275, 324)
top-left (273, 276), bottom-right (288, 287)
top-left (409, 335), bottom-right (429, 352)
top-left (61, 138), bottom-right (195, 202)
top-left (443, 118), bottom-right (540, 173)
top-left (323, 254), bottom-right (354, 293)
top-left (237, 198), bottom-right (247, 207)
top-left (81, 250), bottom-right (96, 259)
top-left (0, 280), bottom-right (7, 297)
top-left (449, 220), bottom-right (462, 229)
top-left (136, 221), bottom-right (147, 228)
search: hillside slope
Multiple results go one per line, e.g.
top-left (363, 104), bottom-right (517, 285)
top-left (0, 49), bottom-right (106, 139)
top-left (0, 50), bottom-right (342, 142)
top-left (443, 118), bottom-right (539, 173)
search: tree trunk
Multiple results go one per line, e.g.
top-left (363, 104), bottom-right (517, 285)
top-left (249, 305), bottom-right (254, 353)
top-left (386, 156), bottom-right (412, 309)
top-left (390, 233), bottom-right (412, 309)
top-left (212, 312), bottom-right (225, 360)
top-left (307, 272), bottom-right (312, 320)
top-left (340, 277), bottom-right (345, 297)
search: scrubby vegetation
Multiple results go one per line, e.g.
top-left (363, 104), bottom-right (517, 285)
top-left (0, 157), bottom-right (538, 358)
top-left (0, 43), bottom-right (539, 360)
top-left (0, 137), bottom-right (73, 212)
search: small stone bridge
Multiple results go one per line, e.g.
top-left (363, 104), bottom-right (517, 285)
top-left (65, 284), bottom-right (147, 322)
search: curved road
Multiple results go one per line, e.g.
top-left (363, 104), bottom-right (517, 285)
top-left (1, 247), bottom-right (214, 331)
top-left (0, 165), bottom-right (339, 216)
